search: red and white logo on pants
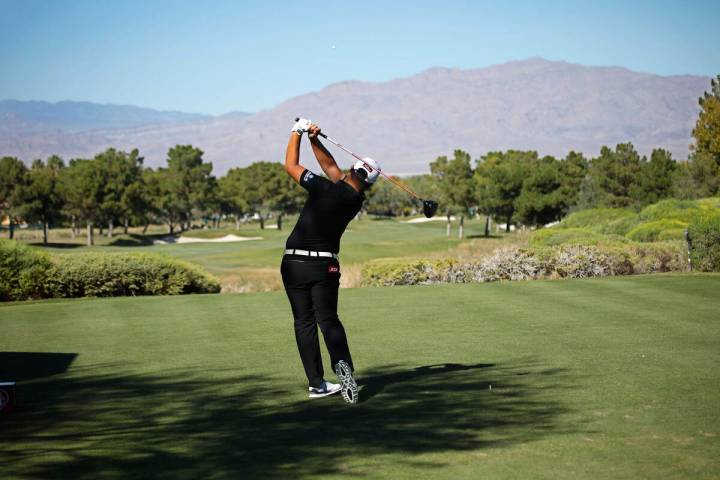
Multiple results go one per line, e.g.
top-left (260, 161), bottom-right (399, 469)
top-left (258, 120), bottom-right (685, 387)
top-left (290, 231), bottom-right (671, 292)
top-left (328, 265), bottom-right (339, 273)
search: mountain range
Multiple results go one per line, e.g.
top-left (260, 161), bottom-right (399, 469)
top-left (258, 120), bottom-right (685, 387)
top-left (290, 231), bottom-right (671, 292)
top-left (0, 58), bottom-right (709, 174)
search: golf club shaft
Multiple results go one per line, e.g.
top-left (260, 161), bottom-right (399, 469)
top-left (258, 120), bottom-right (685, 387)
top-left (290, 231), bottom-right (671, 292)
top-left (317, 132), bottom-right (423, 201)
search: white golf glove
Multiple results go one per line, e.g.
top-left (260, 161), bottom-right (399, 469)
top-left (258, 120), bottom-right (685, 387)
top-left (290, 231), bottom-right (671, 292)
top-left (292, 118), bottom-right (312, 136)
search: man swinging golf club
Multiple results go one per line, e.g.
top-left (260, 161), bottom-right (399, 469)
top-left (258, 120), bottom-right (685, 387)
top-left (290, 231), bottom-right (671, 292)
top-left (281, 118), bottom-right (379, 404)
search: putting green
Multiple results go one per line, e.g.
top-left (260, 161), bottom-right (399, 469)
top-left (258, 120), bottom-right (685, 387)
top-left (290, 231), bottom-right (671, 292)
top-left (1, 274), bottom-right (719, 479)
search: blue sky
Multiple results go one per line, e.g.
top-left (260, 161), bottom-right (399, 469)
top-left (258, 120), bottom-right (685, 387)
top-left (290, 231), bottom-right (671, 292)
top-left (1, 0), bottom-right (718, 115)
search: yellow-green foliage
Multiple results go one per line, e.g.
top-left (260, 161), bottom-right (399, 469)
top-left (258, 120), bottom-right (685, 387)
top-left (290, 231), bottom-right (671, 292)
top-left (0, 239), bottom-right (221, 301)
top-left (535, 197), bottom-right (719, 245)
top-left (560, 208), bottom-right (638, 233)
top-left (688, 212), bottom-right (720, 272)
top-left (529, 228), bottom-right (627, 247)
top-left (361, 258), bottom-right (461, 287)
top-left (48, 253), bottom-right (221, 297)
top-left (626, 219), bottom-right (688, 242)
top-left (657, 228), bottom-right (686, 241)
top-left (638, 199), bottom-right (706, 223)
top-left (0, 239), bottom-right (53, 301)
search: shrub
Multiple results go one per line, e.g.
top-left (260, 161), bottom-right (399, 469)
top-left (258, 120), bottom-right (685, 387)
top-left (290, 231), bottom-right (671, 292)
top-left (47, 253), bottom-right (221, 297)
top-left (361, 258), bottom-right (464, 286)
top-left (638, 199), bottom-right (702, 223)
top-left (0, 239), bottom-right (52, 301)
top-left (542, 245), bottom-right (630, 278)
top-left (472, 247), bottom-right (543, 282)
top-left (697, 197), bottom-right (720, 213)
top-left (561, 208), bottom-right (637, 232)
top-left (626, 219), bottom-right (688, 242)
top-left (0, 240), bottom-right (221, 301)
top-left (688, 213), bottom-right (720, 272)
top-left (619, 242), bottom-right (686, 274)
top-left (604, 215), bottom-right (641, 236)
top-left (360, 243), bottom-right (686, 287)
top-left (657, 228), bottom-right (686, 242)
top-left (529, 228), bottom-right (625, 247)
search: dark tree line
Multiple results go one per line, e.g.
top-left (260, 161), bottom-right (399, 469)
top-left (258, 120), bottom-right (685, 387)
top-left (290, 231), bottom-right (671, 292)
top-left (0, 146), bottom-right (305, 246)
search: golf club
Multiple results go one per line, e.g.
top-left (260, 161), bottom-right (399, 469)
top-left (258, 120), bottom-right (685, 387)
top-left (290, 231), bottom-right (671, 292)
top-left (295, 118), bottom-right (439, 218)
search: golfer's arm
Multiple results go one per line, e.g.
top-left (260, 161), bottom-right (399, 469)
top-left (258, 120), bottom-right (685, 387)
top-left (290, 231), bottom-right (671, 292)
top-left (310, 137), bottom-right (344, 182)
top-left (284, 133), bottom-right (305, 183)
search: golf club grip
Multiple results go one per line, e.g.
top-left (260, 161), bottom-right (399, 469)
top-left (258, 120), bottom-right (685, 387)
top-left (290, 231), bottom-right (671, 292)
top-left (294, 117), bottom-right (328, 139)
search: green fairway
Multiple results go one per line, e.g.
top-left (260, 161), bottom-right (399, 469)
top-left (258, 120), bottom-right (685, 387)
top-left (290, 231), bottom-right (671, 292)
top-left (2, 274), bottom-right (719, 479)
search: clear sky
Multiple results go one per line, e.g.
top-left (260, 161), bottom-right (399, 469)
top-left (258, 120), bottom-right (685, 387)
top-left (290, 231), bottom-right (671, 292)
top-left (1, 0), bottom-right (718, 115)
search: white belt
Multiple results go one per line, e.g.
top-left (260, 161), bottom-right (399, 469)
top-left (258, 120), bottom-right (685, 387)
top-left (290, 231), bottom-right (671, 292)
top-left (285, 249), bottom-right (339, 260)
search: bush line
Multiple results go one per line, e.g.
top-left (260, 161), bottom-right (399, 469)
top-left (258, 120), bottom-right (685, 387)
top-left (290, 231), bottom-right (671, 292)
top-left (0, 239), bottom-right (220, 301)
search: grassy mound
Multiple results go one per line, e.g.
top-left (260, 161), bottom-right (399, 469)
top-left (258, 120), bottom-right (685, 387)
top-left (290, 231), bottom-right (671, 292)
top-left (559, 208), bottom-right (638, 234)
top-left (532, 197), bottom-right (719, 247)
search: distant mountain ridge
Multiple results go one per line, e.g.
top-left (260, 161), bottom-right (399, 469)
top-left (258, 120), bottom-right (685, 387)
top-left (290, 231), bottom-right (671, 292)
top-left (0, 99), bottom-right (227, 135)
top-left (0, 58), bottom-right (709, 174)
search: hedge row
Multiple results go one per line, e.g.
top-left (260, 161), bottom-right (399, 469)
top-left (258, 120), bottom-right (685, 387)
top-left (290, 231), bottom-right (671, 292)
top-left (0, 239), bottom-right (221, 301)
top-left (361, 243), bottom-right (688, 287)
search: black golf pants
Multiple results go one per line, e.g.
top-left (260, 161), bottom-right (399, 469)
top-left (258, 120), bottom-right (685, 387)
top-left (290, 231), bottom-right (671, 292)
top-left (280, 256), bottom-right (354, 388)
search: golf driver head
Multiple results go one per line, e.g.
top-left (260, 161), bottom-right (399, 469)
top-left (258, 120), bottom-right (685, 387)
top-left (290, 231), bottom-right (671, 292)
top-left (423, 200), bottom-right (439, 218)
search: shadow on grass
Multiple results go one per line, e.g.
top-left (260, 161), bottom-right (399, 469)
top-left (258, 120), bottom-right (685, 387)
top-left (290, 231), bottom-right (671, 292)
top-left (2, 360), bottom-right (575, 479)
top-left (465, 234), bottom-right (502, 239)
top-left (28, 242), bottom-right (85, 249)
top-left (0, 352), bottom-right (77, 381)
top-left (108, 233), bottom-right (168, 247)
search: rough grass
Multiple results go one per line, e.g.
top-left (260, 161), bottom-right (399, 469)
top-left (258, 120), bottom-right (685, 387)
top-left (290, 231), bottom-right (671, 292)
top-left (1, 274), bottom-right (719, 479)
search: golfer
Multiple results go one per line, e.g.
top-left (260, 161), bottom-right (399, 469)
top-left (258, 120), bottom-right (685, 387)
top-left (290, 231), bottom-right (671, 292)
top-left (281, 118), bottom-right (379, 404)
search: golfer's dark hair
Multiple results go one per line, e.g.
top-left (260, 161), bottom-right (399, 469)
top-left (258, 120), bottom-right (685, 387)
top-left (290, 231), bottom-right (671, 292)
top-left (350, 168), bottom-right (372, 190)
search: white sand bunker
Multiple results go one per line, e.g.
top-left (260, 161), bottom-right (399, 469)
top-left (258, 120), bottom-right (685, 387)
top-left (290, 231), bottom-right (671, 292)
top-left (403, 216), bottom-right (455, 223)
top-left (154, 234), bottom-right (263, 245)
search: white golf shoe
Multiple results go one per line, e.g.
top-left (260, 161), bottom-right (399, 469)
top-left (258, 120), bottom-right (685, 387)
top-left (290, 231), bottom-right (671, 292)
top-left (308, 380), bottom-right (341, 398)
top-left (335, 360), bottom-right (358, 404)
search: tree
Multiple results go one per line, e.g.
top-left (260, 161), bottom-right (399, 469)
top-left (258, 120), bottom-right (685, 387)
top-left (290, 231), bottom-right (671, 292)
top-left (60, 158), bottom-right (105, 246)
top-left (430, 150), bottom-right (475, 238)
top-left (223, 162), bottom-right (304, 230)
top-left (94, 148), bottom-right (145, 237)
top-left (0, 156), bottom-right (28, 239)
top-left (514, 156), bottom-right (564, 227)
top-left (589, 143), bottom-right (643, 208)
top-left (672, 153), bottom-right (720, 199)
top-left (165, 145), bottom-right (215, 231)
top-left (365, 176), bottom-right (414, 217)
top-left (475, 150), bottom-right (536, 232)
top-left (144, 167), bottom-right (183, 234)
top-left (692, 74), bottom-right (720, 161)
top-left (261, 162), bottom-right (305, 230)
top-left (218, 168), bottom-right (250, 230)
top-left (675, 74), bottom-right (720, 199)
top-left (633, 149), bottom-right (676, 206)
top-left (17, 156), bottom-right (65, 245)
top-left (557, 151), bottom-right (588, 213)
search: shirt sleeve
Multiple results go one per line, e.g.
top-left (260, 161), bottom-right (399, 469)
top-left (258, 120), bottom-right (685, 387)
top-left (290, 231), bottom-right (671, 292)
top-left (299, 169), bottom-right (333, 193)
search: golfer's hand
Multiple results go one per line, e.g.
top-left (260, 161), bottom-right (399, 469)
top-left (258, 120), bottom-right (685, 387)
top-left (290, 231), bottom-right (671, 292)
top-left (291, 118), bottom-right (312, 136)
top-left (308, 124), bottom-right (322, 139)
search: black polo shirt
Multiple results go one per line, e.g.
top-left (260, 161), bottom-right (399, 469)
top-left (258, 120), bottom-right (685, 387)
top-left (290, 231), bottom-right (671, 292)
top-left (285, 169), bottom-right (364, 254)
